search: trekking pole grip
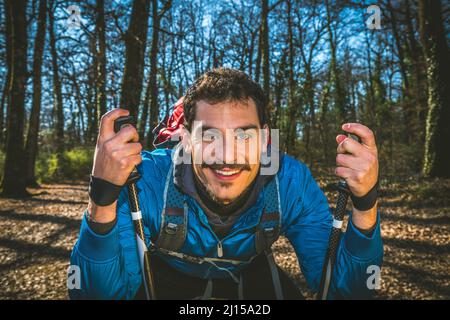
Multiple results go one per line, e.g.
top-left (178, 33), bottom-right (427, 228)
top-left (114, 115), bottom-right (141, 185)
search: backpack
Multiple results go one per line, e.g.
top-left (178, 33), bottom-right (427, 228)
top-left (152, 97), bottom-right (185, 149)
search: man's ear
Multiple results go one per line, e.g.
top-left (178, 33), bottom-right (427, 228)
top-left (261, 124), bottom-right (270, 154)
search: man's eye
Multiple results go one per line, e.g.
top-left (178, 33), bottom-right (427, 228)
top-left (203, 133), bottom-right (217, 142)
top-left (235, 132), bottom-right (251, 140)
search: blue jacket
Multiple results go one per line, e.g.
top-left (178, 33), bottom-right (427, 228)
top-left (69, 149), bottom-right (383, 299)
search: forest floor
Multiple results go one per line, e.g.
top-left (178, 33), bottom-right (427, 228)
top-left (0, 177), bottom-right (449, 300)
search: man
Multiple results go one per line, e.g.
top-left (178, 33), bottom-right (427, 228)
top-left (69, 68), bottom-right (382, 300)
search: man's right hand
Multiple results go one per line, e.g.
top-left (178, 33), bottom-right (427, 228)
top-left (89, 109), bottom-right (143, 223)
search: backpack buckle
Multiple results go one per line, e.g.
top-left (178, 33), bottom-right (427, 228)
top-left (263, 227), bottom-right (275, 238)
top-left (165, 222), bottom-right (178, 235)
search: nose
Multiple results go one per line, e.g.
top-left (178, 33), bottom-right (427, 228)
top-left (223, 133), bottom-right (236, 164)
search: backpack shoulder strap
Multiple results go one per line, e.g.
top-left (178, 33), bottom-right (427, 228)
top-left (255, 175), bottom-right (282, 254)
top-left (155, 164), bottom-right (188, 251)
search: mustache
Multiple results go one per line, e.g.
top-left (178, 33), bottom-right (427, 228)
top-left (201, 162), bottom-right (251, 171)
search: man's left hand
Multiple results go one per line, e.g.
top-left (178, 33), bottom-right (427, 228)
top-left (335, 123), bottom-right (378, 197)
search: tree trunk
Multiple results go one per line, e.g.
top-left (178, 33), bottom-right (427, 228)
top-left (286, 0), bottom-right (297, 155)
top-left (70, 73), bottom-right (85, 143)
top-left (1, 0), bottom-right (29, 197)
top-left (48, 0), bottom-right (64, 162)
top-left (260, 0), bottom-right (270, 104)
top-left (273, 54), bottom-right (285, 132)
top-left (140, 0), bottom-right (160, 148)
top-left (388, 1), bottom-right (413, 145)
top-left (325, 0), bottom-right (347, 124)
top-left (140, 74), bottom-right (152, 144)
top-left (404, 0), bottom-right (427, 150)
top-left (86, 35), bottom-right (98, 142)
top-left (247, 30), bottom-right (256, 78)
top-left (120, 0), bottom-right (151, 120)
top-left (146, 2), bottom-right (161, 149)
top-left (0, 2), bottom-right (13, 148)
top-left (143, 0), bottom-right (172, 149)
top-left (0, 78), bottom-right (6, 146)
top-left (304, 64), bottom-right (315, 159)
top-left (24, 0), bottom-right (47, 187)
top-left (319, 77), bottom-right (331, 165)
top-left (372, 46), bottom-right (388, 150)
top-left (388, 2), bottom-right (409, 92)
top-left (419, 0), bottom-right (450, 177)
top-left (255, 24), bottom-right (262, 83)
top-left (96, 0), bottom-right (107, 121)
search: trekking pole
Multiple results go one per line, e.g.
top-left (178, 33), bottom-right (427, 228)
top-left (114, 116), bottom-right (157, 300)
top-left (317, 180), bottom-right (350, 300)
top-left (317, 133), bottom-right (360, 300)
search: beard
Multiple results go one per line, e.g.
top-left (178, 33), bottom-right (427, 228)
top-left (199, 162), bottom-right (252, 205)
top-left (201, 174), bottom-right (256, 206)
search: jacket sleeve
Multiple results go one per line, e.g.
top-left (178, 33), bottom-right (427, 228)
top-left (68, 188), bottom-right (143, 300)
top-left (68, 150), bottom-right (170, 300)
top-left (283, 162), bottom-right (383, 299)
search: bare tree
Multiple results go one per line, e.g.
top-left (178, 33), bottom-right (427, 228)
top-left (0, 1), bottom-right (12, 147)
top-left (1, 0), bottom-right (28, 197)
top-left (284, 0), bottom-right (297, 154)
top-left (120, 0), bottom-right (151, 120)
top-left (96, 0), bottom-right (107, 120)
top-left (48, 0), bottom-right (64, 158)
top-left (139, 0), bottom-right (172, 149)
top-left (419, 0), bottom-right (450, 177)
top-left (24, 0), bottom-right (47, 187)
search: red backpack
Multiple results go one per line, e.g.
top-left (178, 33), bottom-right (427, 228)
top-left (152, 97), bottom-right (185, 148)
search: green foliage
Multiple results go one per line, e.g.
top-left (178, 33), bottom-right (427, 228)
top-left (62, 148), bottom-right (94, 179)
top-left (36, 153), bottom-right (59, 182)
top-left (0, 146), bottom-right (93, 184)
top-left (36, 147), bottom-right (94, 183)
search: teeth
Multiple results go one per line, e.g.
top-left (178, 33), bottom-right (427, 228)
top-left (214, 169), bottom-right (240, 176)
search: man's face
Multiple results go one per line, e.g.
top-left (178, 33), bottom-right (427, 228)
top-left (186, 98), bottom-right (267, 204)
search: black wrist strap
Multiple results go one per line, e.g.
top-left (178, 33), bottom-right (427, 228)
top-left (86, 211), bottom-right (117, 235)
top-left (89, 175), bottom-right (122, 206)
top-left (350, 181), bottom-right (379, 211)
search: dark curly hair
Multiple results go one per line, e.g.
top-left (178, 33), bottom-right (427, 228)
top-left (183, 68), bottom-right (268, 129)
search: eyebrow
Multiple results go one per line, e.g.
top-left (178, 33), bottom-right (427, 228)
top-left (201, 124), bottom-right (259, 132)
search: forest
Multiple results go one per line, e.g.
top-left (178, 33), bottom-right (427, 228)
top-left (0, 0), bottom-right (449, 196)
top-left (0, 0), bottom-right (449, 300)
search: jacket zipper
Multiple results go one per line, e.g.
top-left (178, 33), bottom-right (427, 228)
top-left (217, 241), bottom-right (223, 257)
top-left (189, 199), bottom-right (264, 257)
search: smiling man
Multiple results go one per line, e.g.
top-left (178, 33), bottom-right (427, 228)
top-left (69, 68), bottom-right (383, 300)
top-left (189, 98), bottom-right (263, 205)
